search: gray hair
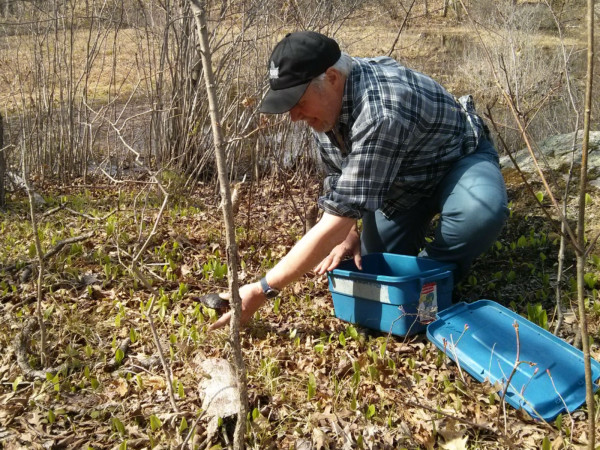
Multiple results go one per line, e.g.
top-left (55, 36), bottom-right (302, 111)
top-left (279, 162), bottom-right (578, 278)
top-left (311, 52), bottom-right (353, 88)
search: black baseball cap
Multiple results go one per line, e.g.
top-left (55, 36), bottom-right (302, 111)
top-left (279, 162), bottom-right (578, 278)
top-left (259, 31), bottom-right (341, 114)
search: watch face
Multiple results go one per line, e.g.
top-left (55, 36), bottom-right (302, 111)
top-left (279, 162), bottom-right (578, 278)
top-left (260, 277), bottom-right (279, 298)
top-left (265, 290), bottom-right (277, 299)
top-left (265, 288), bottom-right (279, 299)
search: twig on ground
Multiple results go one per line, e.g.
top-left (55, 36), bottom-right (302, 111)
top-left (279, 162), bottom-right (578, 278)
top-left (104, 337), bottom-right (132, 372)
top-left (393, 393), bottom-right (498, 435)
top-left (13, 318), bottom-right (69, 380)
top-left (1, 231), bottom-right (95, 273)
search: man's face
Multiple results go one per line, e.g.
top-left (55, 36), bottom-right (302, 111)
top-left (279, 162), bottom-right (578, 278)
top-left (288, 70), bottom-right (344, 133)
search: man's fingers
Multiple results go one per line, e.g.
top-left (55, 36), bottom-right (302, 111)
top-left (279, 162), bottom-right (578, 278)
top-left (208, 312), bottom-right (231, 330)
top-left (315, 255), bottom-right (332, 275)
top-left (353, 252), bottom-right (362, 270)
top-left (326, 255), bottom-right (341, 272)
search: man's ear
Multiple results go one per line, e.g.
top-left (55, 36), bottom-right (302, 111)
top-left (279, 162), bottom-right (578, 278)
top-left (325, 67), bottom-right (341, 85)
top-left (325, 67), bottom-right (345, 92)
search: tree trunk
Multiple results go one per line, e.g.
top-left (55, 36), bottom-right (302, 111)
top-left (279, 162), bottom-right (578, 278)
top-left (0, 112), bottom-right (5, 208)
top-left (577, 0), bottom-right (595, 447)
top-left (188, 1), bottom-right (248, 449)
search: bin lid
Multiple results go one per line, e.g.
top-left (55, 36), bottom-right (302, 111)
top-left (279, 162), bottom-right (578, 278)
top-left (426, 300), bottom-right (600, 421)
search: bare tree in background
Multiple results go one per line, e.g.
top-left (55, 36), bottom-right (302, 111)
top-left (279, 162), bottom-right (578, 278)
top-left (0, 112), bottom-right (5, 208)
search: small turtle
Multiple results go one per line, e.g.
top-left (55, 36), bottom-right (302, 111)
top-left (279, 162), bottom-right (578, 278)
top-left (194, 293), bottom-right (230, 314)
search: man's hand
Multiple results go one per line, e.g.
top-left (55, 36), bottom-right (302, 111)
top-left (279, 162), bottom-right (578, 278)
top-left (208, 282), bottom-right (266, 330)
top-left (314, 226), bottom-right (362, 275)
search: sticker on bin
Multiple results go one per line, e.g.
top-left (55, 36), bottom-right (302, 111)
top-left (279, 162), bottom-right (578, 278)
top-left (417, 282), bottom-right (437, 323)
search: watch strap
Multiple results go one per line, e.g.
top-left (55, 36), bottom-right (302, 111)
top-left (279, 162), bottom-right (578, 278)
top-left (260, 276), bottom-right (280, 298)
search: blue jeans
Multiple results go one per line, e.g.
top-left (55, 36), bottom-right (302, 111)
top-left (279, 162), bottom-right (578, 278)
top-left (361, 138), bottom-right (509, 281)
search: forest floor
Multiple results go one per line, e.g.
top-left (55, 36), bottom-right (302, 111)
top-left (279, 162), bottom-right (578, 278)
top-left (0, 167), bottom-right (599, 449)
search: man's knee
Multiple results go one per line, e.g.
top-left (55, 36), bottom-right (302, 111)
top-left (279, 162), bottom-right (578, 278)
top-left (455, 191), bottom-right (508, 247)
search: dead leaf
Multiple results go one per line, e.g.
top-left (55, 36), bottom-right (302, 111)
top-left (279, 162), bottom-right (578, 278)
top-left (312, 427), bottom-right (329, 449)
top-left (295, 438), bottom-right (313, 450)
top-left (144, 375), bottom-right (166, 390)
top-left (439, 430), bottom-right (468, 450)
top-left (105, 378), bottom-right (129, 400)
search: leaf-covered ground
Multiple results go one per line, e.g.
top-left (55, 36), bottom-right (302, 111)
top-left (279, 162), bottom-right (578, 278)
top-left (0, 173), bottom-right (599, 449)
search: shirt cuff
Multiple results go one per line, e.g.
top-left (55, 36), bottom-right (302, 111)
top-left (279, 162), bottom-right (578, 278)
top-left (318, 196), bottom-right (363, 220)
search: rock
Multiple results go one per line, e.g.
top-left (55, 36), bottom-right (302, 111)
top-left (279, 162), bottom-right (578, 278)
top-left (32, 192), bottom-right (45, 206)
top-left (499, 131), bottom-right (600, 184)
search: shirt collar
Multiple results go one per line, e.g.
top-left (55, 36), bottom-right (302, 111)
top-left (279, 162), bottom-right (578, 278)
top-left (337, 59), bottom-right (355, 128)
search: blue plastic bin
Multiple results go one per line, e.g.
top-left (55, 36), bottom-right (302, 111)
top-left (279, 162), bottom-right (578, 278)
top-left (327, 253), bottom-right (456, 336)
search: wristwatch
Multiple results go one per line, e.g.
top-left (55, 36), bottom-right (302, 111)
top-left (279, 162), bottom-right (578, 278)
top-left (260, 276), bottom-right (280, 299)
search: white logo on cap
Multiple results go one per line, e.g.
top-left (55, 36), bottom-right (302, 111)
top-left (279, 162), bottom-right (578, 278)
top-left (269, 61), bottom-right (279, 80)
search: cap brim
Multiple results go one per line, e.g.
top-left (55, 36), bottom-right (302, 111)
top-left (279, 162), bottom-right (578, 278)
top-left (259, 82), bottom-right (310, 114)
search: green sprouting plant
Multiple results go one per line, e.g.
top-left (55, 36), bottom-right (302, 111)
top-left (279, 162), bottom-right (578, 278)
top-left (365, 404), bottom-right (376, 420)
top-left (367, 364), bottom-right (379, 381)
top-left (526, 303), bottom-right (549, 330)
top-left (115, 347), bottom-right (125, 365)
top-left (12, 376), bottom-right (22, 392)
top-left (259, 357), bottom-right (281, 393)
top-left (338, 331), bottom-right (347, 347)
top-left (345, 325), bottom-right (358, 340)
top-left (103, 261), bottom-right (120, 281)
top-left (149, 414), bottom-right (162, 432)
top-left (506, 270), bottom-right (517, 283)
top-left (260, 248), bottom-right (276, 270)
top-left (112, 416), bottom-right (126, 437)
top-left (584, 272), bottom-right (598, 289)
top-left (179, 417), bottom-right (188, 434)
top-left (172, 379), bottom-right (185, 398)
top-left (535, 191), bottom-right (544, 204)
top-left (114, 302), bottom-right (126, 328)
top-left (106, 216), bottom-right (117, 237)
top-left (307, 373), bottom-right (316, 400)
top-left (157, 293), bottom-right (170, 320)
top-left (202, 257), bottom-right (227, 281)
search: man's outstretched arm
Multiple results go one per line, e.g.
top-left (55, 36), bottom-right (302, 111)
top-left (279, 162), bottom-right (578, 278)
top-left (209, 212), bottom-right (355, 330)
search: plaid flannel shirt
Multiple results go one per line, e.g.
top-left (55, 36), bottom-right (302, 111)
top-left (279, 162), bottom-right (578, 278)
top-left (316, 56), bottom-right (487, 219)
